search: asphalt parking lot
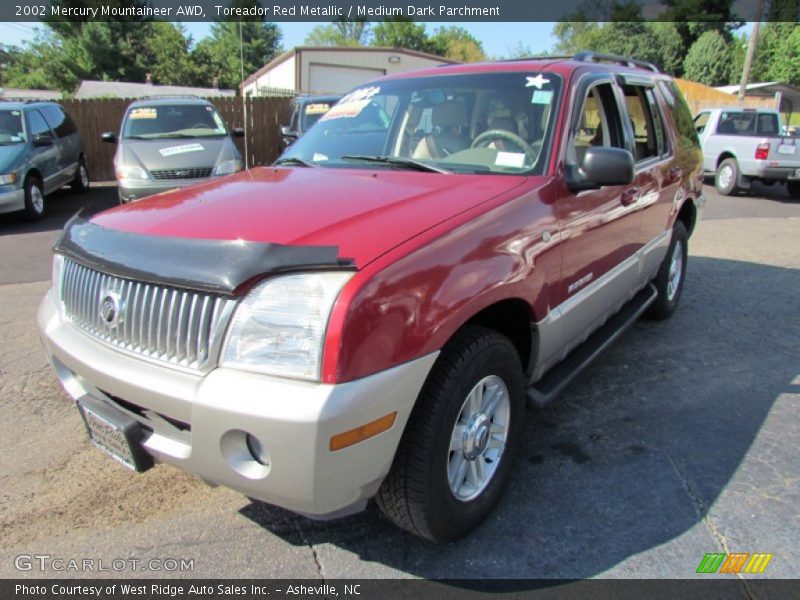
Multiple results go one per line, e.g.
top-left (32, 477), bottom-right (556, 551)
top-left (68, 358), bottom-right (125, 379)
top-left (0, 181), bottom-right (797, 584)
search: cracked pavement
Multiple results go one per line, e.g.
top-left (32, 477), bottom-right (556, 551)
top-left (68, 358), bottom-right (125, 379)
top-left (0, 183), bottom-right (797, 581)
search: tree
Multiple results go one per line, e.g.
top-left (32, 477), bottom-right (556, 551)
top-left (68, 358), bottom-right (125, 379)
top-left (430, 26), bottom-right (487, 62)
top-left (304, 19), bottom-right (370, 47)
top-left (372, 19), bottom-right (433, 52)
top-left (144, 23), bottom-right (195, 86)
top-left (683, 30), bottom-right (733, 85)
top-left (198, 0), bottom-right (282, 89)
top-left (658, 0), bottom-right (742, 49)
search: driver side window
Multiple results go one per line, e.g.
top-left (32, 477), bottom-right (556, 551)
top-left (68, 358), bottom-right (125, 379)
top-left (568, 83), bottom-right (625, 167)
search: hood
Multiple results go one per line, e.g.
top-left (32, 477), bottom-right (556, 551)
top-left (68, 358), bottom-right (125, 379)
top-left (0, 144), bottom-right (27, 173)
top-left (91, 166), bottom-right (529, 268)
top-left (119, 137), bottom-right (236, 171)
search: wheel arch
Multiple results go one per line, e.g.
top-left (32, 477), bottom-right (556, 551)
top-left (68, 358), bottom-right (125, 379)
top-left (716, 151), bottom-right (737, 168)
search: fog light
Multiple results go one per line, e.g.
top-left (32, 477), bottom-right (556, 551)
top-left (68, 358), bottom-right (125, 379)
top-left (246, 434), bottom-right (271, 466)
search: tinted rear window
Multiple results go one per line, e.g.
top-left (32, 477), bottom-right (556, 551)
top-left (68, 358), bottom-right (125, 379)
top-left (657, 80), bottom-right (699, 149)
top-left (715, 111), bottom-right (780, 136)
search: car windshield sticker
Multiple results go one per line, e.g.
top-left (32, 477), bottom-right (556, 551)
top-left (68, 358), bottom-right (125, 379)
top-left (158, 143), bottom-right (205, 157)
top-left (11, 110), bottom-right (20, 116)
top-left (10, 136), bottom-right (22, 142)
top-left (321, 86), bottom-right (380, 121)
top-left (305, 103), bottom-right (331, 115)
top-left (129, 108), bottom-right (157, 119)
top-left (532, 90), bottom-right (554, 105)
top-left (312, 152), bottom-right (329, 162)
top-left (495, 151), bottom-right (526, 168)
top-left (525, 74), bottom-right (550, 89)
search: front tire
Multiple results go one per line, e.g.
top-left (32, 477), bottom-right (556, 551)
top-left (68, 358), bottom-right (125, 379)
top-left (23, 176), bottom-right (45, 221)
top-left (71, 158), bottom-right (90, 193)
top-left (715, 158), bottom-right (740, 196)
top-left (376, 326), bottom-right (525, 542)
top-left (787, 180), bottom-right (800, 199)
top-left (647, 221), bottom-right (688, 320)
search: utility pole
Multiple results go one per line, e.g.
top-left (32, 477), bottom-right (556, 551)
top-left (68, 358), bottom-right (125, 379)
top-left (240, 20), bottom-right (249, 168)
top-left (739, 0), bottom-right (765, 99)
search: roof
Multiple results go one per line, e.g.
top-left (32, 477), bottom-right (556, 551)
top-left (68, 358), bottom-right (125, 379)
top-left (74, 80), bottom-right (236, 100)
top-left (241, 46), bottom-right (458, 89)
top-left (127, 96), bottom-right (218, 108)
top-left (0, 87), bottom-right (62, 100)
top-left (714, 81), bottom-right (800, 114)
top-left (0, 100), bottom-right (60, 109)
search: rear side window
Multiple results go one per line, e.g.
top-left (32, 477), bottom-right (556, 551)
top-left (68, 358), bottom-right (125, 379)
top-left (716, 111), bottom-right (779, 136)
top-left (40, 105), bottom-right (78, 138)
top-left (657, 80), bottom-right (699, 149)
top-left (621, 84), bottom-right (667, 161)
top-left (27, 109), bottom-right (51, 137)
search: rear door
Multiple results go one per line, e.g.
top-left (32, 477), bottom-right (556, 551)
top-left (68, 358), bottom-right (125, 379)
top-left (40, 104), bottom-right (80, 186)
top-left (617, 77), bottom-right (677, 251)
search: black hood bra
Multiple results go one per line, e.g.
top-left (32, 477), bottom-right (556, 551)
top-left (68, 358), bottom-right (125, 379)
top-left (54, 213), bottom-right (355, 296)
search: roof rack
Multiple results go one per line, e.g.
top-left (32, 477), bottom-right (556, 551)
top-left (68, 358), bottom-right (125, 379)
top-left (0, 98), bottom-right (54, 103)
top-left (495, 55), bottom-right (573, 63)
top-left (572, 51), bottom-right (659, 72)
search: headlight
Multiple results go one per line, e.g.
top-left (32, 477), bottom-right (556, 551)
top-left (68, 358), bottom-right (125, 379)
top-left (212, 160), bottom-right (244, 176)
top-left (51, 253), bottom-right (64, 301)
top-left (115, 164), bottom-right (149, 180)
top-left (221, 272), bottom-right (352, 381)
top-left (0, 173), bottom-right (18, 185)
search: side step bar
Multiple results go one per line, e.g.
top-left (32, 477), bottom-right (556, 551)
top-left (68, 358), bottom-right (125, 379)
top-left (526, 283), bottom-right (658, 408)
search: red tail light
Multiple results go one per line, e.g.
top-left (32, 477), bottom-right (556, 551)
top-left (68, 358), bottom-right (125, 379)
top-left (755, 143), bottom-right (770, 160)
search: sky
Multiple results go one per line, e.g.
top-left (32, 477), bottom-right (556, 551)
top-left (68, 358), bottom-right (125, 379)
top-left (0, 21), bottom-right (557, 58)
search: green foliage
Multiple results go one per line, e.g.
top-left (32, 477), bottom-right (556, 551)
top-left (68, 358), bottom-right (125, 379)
top-left (372, 19), bottom-right (433, 52)
top-left (683, 30), bottom-right (732, 86)
top-left (304, 19), bottom-right (370, 47)
top-left (429, 26), bottom-right (487, 62)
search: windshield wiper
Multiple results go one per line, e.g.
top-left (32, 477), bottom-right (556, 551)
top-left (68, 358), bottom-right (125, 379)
top-left (340, 155), bottom-right (451, 174)
top-left (274, 157), bottom-right (317, 168)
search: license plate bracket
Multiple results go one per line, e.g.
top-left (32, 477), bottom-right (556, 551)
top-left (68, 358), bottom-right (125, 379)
top-left (77, 396), bottom-right (154, 472)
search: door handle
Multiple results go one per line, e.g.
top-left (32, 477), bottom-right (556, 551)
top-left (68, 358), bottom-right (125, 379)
top-left (621, 188), bottom-right (639, 206)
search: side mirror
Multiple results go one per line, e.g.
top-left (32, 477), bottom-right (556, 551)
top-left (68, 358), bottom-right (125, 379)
top-left (232, 127), bottom-right (244, 138)
top-left (101, 132), bottom-right (116, 143)
top-left (280, 125), bottom-right (298, 139)
top-left (567, 146), bottom-right (634, 192)
top-left (32, 132), bottom-right (54, 147)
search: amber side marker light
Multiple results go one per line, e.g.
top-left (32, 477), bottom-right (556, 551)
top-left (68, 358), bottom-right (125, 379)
top-left (330, 412), bottom-right (397, 451)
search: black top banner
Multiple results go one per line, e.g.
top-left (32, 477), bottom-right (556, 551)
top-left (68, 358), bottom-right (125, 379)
top-left (2, 0), bottom-right (799, 22)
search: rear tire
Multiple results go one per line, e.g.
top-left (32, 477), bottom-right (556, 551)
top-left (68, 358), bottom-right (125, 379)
top-left (23, 176), bottom-right (45, 221)
top-left (647, 221), bottom-right (688, 320)
top-left (376, 325), bottom-right (525, 542)
top-left (71, 158), bottom-right (89, 193)
top-left (787, 180), bottom-right (800, 199)
top-left (715, 158), bottom-right (740, 196)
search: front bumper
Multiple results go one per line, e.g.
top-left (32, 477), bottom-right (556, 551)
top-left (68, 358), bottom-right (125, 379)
top-left (38, 290), bottom-right (437, 518)
top-left (118, 178), bottom-right (211, 202)
top-left (0, 187), bottom-right (25, 214)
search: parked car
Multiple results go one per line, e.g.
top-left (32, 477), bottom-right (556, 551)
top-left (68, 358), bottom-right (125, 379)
top-left (0, 100), bottom-right (88, 220)
top-left (39, 53), bottom-right (704, 541)
top-left (103, 97), bottom-right (244, 203)
top-left (280, 95), bottom-right (341, 148)
top-left (694, 107), bottom-right (800, 197)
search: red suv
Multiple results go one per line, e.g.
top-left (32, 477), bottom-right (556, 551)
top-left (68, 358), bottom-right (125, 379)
top-left (38, 53), bottom-right (704, 541)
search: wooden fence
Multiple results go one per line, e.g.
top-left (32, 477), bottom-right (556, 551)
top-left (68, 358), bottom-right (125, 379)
top-left (61, 97), bottom-right (294, 181)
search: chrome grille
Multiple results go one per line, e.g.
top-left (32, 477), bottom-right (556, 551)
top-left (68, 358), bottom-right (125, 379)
top-left (150, 167), bottom-right (213, 180)
top-left (60, 259), bottom-right (235, 372)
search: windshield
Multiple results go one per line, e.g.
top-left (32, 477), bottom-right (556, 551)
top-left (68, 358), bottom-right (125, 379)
top-left (0, 110), bottom-right (26, 144)
top-left (281, 72), bottom-right (562, 175)
top-left (122, 104), bottom-right (228, 139)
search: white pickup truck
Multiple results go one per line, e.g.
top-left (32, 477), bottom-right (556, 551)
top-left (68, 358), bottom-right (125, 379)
top-left (694, 108), bottom-right (800, 197)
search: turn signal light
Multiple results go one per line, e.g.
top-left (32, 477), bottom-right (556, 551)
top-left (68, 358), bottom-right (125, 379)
top-left (755, 143), bottom-right (770, 160)
top-left (329, 412), bottom-right (397, 451)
